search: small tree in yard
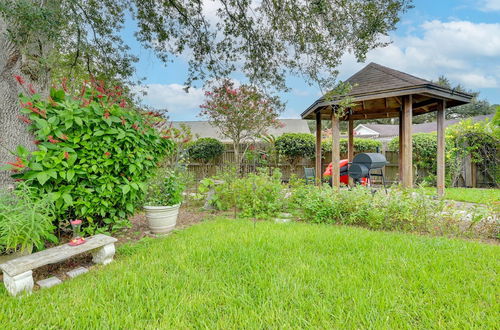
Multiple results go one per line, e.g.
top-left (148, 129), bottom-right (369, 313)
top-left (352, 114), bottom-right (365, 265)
top-left (200, 80), bottom-right (284, 169)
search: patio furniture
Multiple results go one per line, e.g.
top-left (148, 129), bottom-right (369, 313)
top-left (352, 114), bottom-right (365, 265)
top-left (0, 234), bottom-right (117, 296)
top-left (304, 167), bottom-right (315, 184)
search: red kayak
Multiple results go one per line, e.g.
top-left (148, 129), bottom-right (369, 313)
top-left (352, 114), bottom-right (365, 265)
top-left (323, 159), bottom-right (368, 185)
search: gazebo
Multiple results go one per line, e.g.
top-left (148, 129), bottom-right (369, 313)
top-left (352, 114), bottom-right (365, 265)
top-left (301, 63), bottom-right (473, 196)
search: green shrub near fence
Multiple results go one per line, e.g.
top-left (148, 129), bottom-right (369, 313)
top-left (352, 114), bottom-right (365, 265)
top-left (187, 138), bottom-right (224, 163)
top-left (322, 138), bottom-right (382, 156)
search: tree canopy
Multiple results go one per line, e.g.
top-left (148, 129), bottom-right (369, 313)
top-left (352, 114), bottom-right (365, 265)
top-left (0, 0), bottom-right (412, 91)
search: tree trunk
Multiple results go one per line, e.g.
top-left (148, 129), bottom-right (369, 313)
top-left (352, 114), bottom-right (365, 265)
top-left (233, 142), bottom-right (240, 175)
top-left (0, 15), bottom-right (51, 189)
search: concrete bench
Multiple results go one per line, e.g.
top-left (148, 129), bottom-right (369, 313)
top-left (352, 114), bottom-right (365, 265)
top-left (0, 234), bottom-right (117, 296)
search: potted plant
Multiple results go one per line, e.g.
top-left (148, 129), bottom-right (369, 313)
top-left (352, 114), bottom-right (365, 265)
top-left (143, 169), bottom-right (185, 234)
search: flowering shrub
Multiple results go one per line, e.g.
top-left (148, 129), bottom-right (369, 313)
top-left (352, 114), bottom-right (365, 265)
top-left (200, 79), bottom-right (283, 167)
top-left (5, 79), bottom-right (173, 232)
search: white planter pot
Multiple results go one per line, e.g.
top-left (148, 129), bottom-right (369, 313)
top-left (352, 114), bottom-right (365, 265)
top-left (143, 204), bottom-right (181, 234)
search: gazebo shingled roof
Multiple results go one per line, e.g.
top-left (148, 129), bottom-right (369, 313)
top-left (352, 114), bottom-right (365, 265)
top-left (302, 62), bottom-right (473, 195)
top-left (301, 62), bottom-right (472, 120)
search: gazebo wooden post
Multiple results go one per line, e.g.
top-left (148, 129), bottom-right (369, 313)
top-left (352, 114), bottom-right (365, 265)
top-left (437, 99), bottom-right (446, 197)
top-left (398, 106), bottom-right (403, 182)
top-left (315, 112), bottom-right (322, 186)
top-left (347, 112), bottom-right (354, 186)
top-left (331, 109), bottom-right (340, 189)
top-left (401, 95), bottom-right (413, 188)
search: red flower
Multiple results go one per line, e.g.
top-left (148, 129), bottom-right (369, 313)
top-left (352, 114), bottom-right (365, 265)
top-left (28, 83), bottom-right (36, 95)
top-left (104, 152), bottom-right (111, 157)
top-left (14, 75), bottom-right (24, 85)
top-left (18, 115), bottom-right (32, 124)
top-left (104, 111), bottom-right (110, 119)
top-left (34, 140), bottom-right (41, 145)
top-left (14, 178), bottom-right (25, 182)
top-left (119, 100), bottom-right (126, 108)
top-left (60, 134), bottom-right (68, 140)
top-left (27, 106), bottom-right (46, 118)
top-left (249, 145), bottom-right (255, 151)
top-left (64, 152), bottom-right (70, 160)
top-left (7, 157), bottom-right (26, 169)
top-left (97, 94), bottom-right (104, 99)
top-left (120, 116), bottom-right (126, 125)
top-left (182, 137), bottom-right (191, 143)
top-left (132, 123), bottom-right (139, 130)
top-left (48, 135), bottom-right (61, 143)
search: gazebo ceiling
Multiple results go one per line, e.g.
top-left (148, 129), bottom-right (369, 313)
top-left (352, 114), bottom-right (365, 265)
top-left (301, 63), bottom-right (473, 121)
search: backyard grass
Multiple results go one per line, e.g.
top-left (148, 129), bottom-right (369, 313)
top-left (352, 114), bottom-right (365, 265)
top-left (422, 187), bottom-right (500, 204)
top-left (1, 219), bottom-right (498, 328)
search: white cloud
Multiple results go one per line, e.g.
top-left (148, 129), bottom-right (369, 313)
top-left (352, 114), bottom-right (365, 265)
top-left (481, 0), bottom-right (500, 11)
top-left (140, 83), bottom-right (205, 116)
top-left (337, 20), bottom-right (500, 89)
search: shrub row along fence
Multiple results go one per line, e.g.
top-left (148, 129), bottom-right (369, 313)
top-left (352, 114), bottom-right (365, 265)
top-left (187, 149), bottom-right (497, 188)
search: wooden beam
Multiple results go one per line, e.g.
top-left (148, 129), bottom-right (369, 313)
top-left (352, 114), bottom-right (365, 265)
top-left (384, 98), bottom-right (388, 109)
top-left (413, 98), bottom-right (438, 110)
top-left (331, 112), bottom-right (340, 189)
top-left (437, 99), bottom-right (446, 196)
top-left (394, 96), bottom-right (402, 105)
top-left (315, 112), bottom-right (322, 186)
top-left (401, 95), bottom-right (413, 188)
top-left (398, 107), bottom-right (403, 181)
top-left (348, 113), bottom-right (354, 186)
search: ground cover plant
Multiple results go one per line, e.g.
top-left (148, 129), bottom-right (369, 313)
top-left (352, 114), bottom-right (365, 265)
top-left (0, 219), bottom-right (498, 328)
top-left (0, 183), bottom-right (57, 254)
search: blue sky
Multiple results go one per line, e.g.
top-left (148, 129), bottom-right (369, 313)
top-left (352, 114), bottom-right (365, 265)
top-left (122, 0), bottom-right (500, 120)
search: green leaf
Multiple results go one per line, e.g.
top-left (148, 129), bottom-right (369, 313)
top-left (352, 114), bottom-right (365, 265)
top-left (67, 169), bottom-right (75, 181)
top-left (50, 88), bottom-right (65, 102)
top-left (62, 193), bottom-right (73, 205)
top-left (121, 185), bottom-right (130, 195)
top-left (75, 117), bottom-right (83, 126)
top-left (36, 172), bottom-right (49, 185)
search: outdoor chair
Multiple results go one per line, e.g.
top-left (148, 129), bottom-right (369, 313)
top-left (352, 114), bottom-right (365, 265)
top-left (304, 167), bottom-right (315, 185)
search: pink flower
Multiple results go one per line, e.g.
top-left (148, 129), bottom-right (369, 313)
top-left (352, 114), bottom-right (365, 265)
top-left (104, 152), bottom-right (111, 157)
top-left (104, 111), bottom-right (110, 119)
top-left (64, 152), bottom-right (70, 160)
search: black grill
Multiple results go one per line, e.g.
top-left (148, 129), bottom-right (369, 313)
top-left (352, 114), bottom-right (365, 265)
top-left (348, 153), bottom-right (388, 190)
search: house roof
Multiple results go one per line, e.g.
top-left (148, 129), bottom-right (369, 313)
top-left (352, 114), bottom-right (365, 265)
top-left (357, 114), bottom-right (494, 138)
top-left (302, 62), bottom-right (473, 121)
top-left (172, 119), bottom-right (311, 143)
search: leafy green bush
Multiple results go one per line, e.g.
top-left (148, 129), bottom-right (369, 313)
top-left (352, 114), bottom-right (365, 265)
top-left (322, 138), bottom-right (382, 155)
top-left (144, 169), bottom-right (185, 206)
top-left (275, 133), bottom-right (315, 165)
top-left (0, 183), bottom-right (57, 253)
top-left (6, 81), bottom-right (174, 231)
top-left (187, 137), bottom-right (224, 163)
top-left (200, 169), bottom-right (284, 218)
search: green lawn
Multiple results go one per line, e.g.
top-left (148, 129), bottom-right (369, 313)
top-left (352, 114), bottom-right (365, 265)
top-left (423, 187), bottom-right (500, 204)
top-left (1, 219), bottom-right (498, 328)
